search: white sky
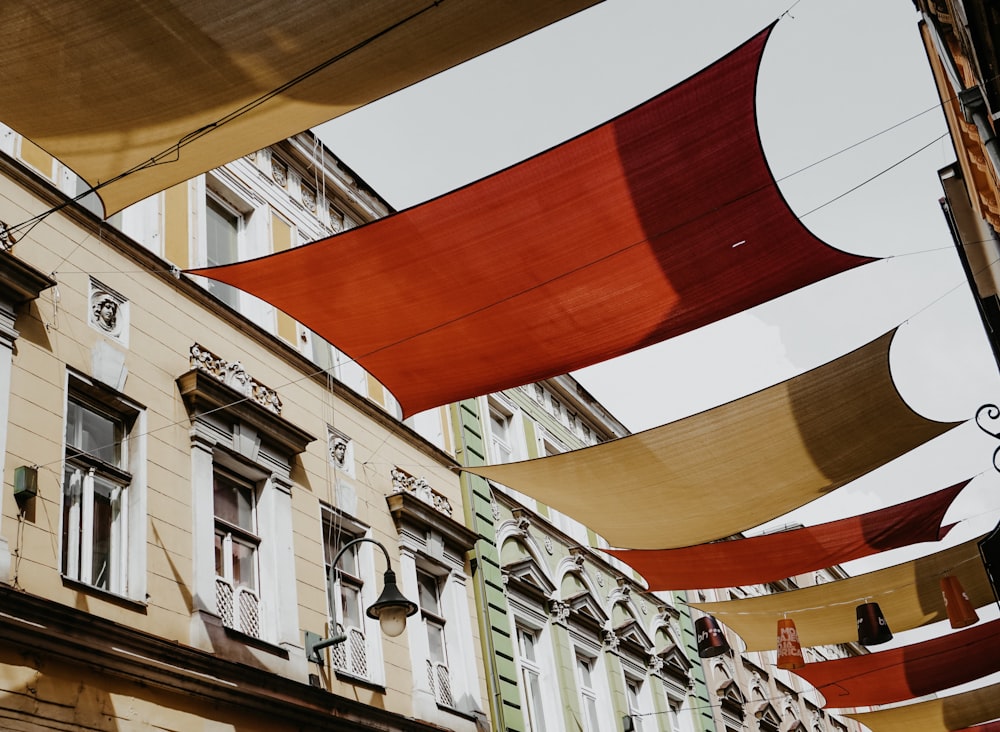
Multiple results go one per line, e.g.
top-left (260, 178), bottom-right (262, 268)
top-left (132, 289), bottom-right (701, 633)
top-left (316, 0), bottom-right (1000, 665)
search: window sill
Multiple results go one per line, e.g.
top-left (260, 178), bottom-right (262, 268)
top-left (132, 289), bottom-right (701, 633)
top-left (221, 626), bottom-right (290, 659)
top-left (333, 668), bottom-right (386, 693)
top-left (436, 703), bottom-right (478, 722)
top-left (61, 576), bottom-right (147, 613)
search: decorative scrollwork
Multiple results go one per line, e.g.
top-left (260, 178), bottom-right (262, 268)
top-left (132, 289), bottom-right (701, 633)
top-left (975, 403), bottom-right (1000, 472)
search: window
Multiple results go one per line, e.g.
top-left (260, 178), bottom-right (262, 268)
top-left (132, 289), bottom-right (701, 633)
top-left (419, 569), bottom-right (452, 706)
top-left (667, 698), bottom-right (695, 732)
top-left (518, 627), bottom-right (549, 731)
top-left (324, 522), bottom-right (368, 678)
top-left (576, 655), bottom-right (602, 732)
top-left (214, 468), bottom-right (261, 637)
top-left (61, 382), bottom-right (143, 597)
top-left (489, 406), bottom-right (513, 463)
top-left (626, 679), bottom-right (645, 732)
top-left (205, 195), bottom-right (241, 308)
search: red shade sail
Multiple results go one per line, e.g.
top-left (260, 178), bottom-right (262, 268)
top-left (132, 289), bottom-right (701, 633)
top-left (604, 481), bottom-right (966, 589)
top-left (794, 619), bottom-right (1000, 709)
top-left (190, 24), bottom-right (874, 417)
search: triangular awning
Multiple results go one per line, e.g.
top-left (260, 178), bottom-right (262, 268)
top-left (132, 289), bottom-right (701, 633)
top-left (792, 619), bottom-right (1000, 709)
top-left (604, 481), bottom-right (965, 588)
top-left (845, 683), bottom-right (1000, 732)
top-left (465, 330), bottom-right (958, 549)
top-left (189, 24), bottom-right (875, 417)
top-left (2, 0), bottom-right (601, 215)
top-left (689, 535), bottom-right (994, 651)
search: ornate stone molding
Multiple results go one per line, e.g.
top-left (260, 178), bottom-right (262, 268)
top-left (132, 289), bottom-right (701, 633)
top-left (189, 343), bottom-right (282, 415)
top-left (569, 546), bottom-right (587, 568)
top-left (603, 630), bottom-right (620, 652)
top-left (390, 466), bottom-right (452, 517)
top-left (547, 598), bottom-right (570, 624)
top-left (511, 507), bottom-right (531, 534)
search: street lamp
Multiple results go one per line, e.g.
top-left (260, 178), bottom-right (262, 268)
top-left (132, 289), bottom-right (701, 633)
top-left (305, 537), bottom-right (418, 664)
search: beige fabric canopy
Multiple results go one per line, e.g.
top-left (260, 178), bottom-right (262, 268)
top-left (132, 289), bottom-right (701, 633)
top-left (1, 0), bottom-right (600, 215)
top-left (689, 535), bottom-right (993, 651)
top-left (466, 330), bottom-right (958, 549)
top-left (845, 683), bottom-right (1000, 732)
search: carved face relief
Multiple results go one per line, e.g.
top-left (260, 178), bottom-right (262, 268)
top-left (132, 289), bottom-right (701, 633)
top-left (89, 281), bottom-right (127, 343)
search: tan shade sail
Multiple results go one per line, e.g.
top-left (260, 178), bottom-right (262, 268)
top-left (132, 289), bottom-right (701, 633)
top-left (466, 330), bottom-right (958, 549)
top-left (189, 26), bottom-right (875, 417)
top-left (1, 0), bottom-right (601, 215)
top-left (689, 535), bottom-right (993, 651)
top-left (845, 683), bottom-right (1000, 732)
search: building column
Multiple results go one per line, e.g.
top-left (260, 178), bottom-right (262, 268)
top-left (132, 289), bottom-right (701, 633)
top-left (0, 256), bottom-right (55, 584)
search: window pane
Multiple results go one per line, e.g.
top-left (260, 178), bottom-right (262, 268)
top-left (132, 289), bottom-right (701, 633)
top-left (231, 539), bottom-right (256, 590)
top-left (67, 400), bottom-right (120, 464)
top-left (341, 583), bottom-right (362, 628)
top-left (61, 467), bottom-right (83, 578)
top-left (526, 669), bottom-right (547, 732)
top-left (519, 628), bottom-right (537, 663)
top-left (206, 196), bottom-right (240, 307)
top-left (418, 572), bottom-right (440, 615)
top-left (90, 476), bottom-right (120, 590)
top-left (213, 472), bottom-right (254, 530)
top-left (214, 531), bottom-right (225, 576)
top-left (427, 621), bottom-right (446, 664)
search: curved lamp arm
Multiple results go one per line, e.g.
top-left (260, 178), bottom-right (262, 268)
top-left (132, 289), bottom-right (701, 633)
top-left (306, 537), bottom-right (418, 665)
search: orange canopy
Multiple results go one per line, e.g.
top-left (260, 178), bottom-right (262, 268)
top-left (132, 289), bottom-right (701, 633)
top-left (794, 619), bottom-right (1000, 709)
top-left (190, 25), bottom-right (874, 417)
top-left (605, 481), bottom-right (965, 589)
top-left (1, 0), bottom-right (601, 215)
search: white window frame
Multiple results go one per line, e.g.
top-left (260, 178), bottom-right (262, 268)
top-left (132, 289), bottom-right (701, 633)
top-left (575, 652), bottom-right (604, 732)
top-left (60, 374), bottom-right (146, 600)
top-left (213, 466), bottom-right (262, 638)
top-left (321, 509), bottom-right (384, 683)
top-left (487, 401), bottom-right (515, 464)
top-left (516, 624), bottom-right (558, 732)
top-left (626, 676), bottom-right (646, 732)
top-left (418, 567), bottom-right (453, 707)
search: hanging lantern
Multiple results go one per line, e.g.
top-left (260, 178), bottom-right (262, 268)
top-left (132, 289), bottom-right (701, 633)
top-left (856, 601), bottom-right (893, 646)
top-left (695, 615), bottom-right (730, 658)
top-left (776, 617), bottom-right (805, 670)
top-left (940, 575), bottom-right (979, 629)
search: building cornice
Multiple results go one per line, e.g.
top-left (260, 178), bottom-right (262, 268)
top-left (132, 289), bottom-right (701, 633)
top-left (0, 585), bottom-right (451, 731)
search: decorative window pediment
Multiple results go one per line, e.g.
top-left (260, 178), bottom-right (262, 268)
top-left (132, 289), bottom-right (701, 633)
top-left (504, 557), bottom-right (557, 596)
top-left (756, 701), bottom-right (782, 731)
top-left (655, 641), bottom-right (694, 680)
top-left (177, 343), bottom-right (314, 456)
top-left (613, 618), bottom-right (653, 655)
top-left (564, 589), bottom-right (609, 633)
top-left (386, 485), bottom-right (477, 556)
top-left (717, 679), bottom-right (747, 719)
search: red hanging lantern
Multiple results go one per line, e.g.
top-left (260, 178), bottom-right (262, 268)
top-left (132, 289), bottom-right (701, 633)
top-left (776, 617), bottom-right (805, 670)
top-left (941, 575), bottom-right (979, 629)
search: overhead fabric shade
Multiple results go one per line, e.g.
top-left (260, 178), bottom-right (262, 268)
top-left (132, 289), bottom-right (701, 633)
top-left (1, 0), bottom-right (601, 216)
top-left (845, 683), bottom-right (1000, 732)
top-left (465, 330), bottom-right (958, 549)
top-left (604, 481), bottom-right (965, 589)
top-left (189, 24), bottom-right (875, 418)
top-left (793, 618), bottom-right (1000, 709)
top-left (689, 535), bottom-right (993, 651)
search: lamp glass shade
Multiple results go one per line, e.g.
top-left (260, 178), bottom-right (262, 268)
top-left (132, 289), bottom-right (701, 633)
top-left (776, 617), bottom-right (805, 670)
top-left (856, 601), bottom-right (893, 646)
top-left (695, 615), bottom-right (730, 658)
top-left (941, 575), bottom-right (979, 629)
top-left (366, 569), bottom-right (418, 638)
